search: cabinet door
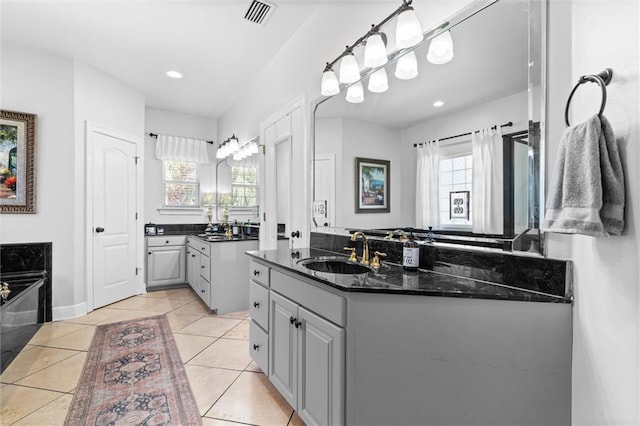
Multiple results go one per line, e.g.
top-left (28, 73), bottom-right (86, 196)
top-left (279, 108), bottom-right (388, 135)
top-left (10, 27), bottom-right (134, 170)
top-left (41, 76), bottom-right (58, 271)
top-left (147, 246), bottom-right (186, 286)
top-left (297, 306), bottom-right (345, 426)
top-left (269, 291), bottom-right (298, 407)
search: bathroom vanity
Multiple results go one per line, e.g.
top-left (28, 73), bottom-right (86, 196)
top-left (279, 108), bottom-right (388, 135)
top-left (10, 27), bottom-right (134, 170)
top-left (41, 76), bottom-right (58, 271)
top-left (247, 246), bottom-right (572, 426)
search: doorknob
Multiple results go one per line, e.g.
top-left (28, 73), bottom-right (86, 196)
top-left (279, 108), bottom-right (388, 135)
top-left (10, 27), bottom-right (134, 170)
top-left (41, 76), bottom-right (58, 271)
top-left (95, 227), bottom-right (105, 233)
top-left (291, 230), bottom-right (300, 238)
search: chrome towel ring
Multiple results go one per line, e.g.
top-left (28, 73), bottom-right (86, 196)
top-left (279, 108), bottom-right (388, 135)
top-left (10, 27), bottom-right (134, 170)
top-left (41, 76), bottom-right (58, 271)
top-left (564, 68), bottom-right (613, 127)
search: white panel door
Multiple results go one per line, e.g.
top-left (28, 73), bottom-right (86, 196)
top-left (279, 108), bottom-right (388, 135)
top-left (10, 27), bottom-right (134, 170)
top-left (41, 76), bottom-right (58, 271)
top-left (91, 129), bottom-right (139, 309)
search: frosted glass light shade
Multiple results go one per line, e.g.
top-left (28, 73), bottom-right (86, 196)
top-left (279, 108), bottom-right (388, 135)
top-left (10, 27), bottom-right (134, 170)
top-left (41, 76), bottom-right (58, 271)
top-left (339, 53), bottom-right (361, 84)
top-left (395, 7), bottom-right (423, 49)
top-left (368, 68), bottom-right (389, 93)
top-left (228, 136), bottom-right (239, 152)
top-left (427, 30), bottom-right (454, 64)
top-left (395, 51), bottom-right (418, 80)
top-left (321, 69), bottom-right (340, 96)
top-left (346, 81), bottom-right (364, 103)
top-left (216, 146), bottom-right (227, 160)
top-left (364, 33), bottom-right (388, 68)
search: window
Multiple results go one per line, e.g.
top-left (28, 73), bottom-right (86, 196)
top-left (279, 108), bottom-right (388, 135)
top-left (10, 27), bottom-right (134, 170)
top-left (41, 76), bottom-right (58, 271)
top-left (231, 166), bottom-right (258, 207)
top-left (163, 160), bottom-right (199, 207)
top-left (439, 154), bottom-right (472, 228)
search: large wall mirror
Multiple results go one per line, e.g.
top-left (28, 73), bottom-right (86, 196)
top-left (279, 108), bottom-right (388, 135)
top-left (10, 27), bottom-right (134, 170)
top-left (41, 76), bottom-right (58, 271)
top-left (312, 0), bottom-right (546, 251)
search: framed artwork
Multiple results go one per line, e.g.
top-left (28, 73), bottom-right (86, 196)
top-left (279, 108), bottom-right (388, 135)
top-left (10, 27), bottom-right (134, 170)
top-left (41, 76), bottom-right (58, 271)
top-left (0, 110), bottom-right (37, 213)
top-left (449, 190), bottom-right (470, 220)
top-left (355, 157), bottom-right (390, 213)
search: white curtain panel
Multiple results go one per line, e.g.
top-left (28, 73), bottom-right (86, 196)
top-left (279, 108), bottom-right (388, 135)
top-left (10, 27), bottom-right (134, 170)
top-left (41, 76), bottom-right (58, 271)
top-left (471, 128), bottom-right (503, 234)
top-left (155, 134), bottom-right (210, 163)
top-left (416, 141), bottom-right (440, 229)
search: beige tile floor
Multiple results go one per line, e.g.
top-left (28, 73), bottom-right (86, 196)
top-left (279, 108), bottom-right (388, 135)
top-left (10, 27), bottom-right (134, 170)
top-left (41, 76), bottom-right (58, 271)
top-left (0, 287), bottom-right (305, 426)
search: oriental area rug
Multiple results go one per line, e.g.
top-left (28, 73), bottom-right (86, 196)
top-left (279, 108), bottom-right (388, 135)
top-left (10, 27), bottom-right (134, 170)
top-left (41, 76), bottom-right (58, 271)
top-left (65, 315), bottom-right (202, 425)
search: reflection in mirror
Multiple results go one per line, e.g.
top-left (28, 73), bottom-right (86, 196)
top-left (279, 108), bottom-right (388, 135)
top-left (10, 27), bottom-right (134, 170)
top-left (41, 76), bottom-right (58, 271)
top-left (312, 0), bottom-right (545, 250)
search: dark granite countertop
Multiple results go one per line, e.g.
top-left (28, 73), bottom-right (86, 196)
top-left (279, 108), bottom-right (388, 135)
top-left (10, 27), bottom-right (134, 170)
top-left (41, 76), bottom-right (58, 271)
top-left (247, 248), bottom-right (570, 304)
top-left (147, 232), bottom-right (259, 242)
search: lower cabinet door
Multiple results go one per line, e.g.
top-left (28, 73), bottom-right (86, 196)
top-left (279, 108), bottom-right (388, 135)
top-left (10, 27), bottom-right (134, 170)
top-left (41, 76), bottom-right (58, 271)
top-left (249, 321), bottom-right (268, 374)
top-left (147, 246), bottom-right (186, 287)
top-left (297, 306), bottom-right (345, 426)
top-left (199, 277), bottom-right (211, 306)
top-left (269, 291), bottom-right (298, 407)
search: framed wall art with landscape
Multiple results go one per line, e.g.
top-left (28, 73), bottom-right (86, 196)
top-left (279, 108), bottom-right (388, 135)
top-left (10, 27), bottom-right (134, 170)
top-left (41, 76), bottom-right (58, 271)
top-left (355, 157), bottom-right (390, 213)
top-left (0, 110), bottom-right (37, 213)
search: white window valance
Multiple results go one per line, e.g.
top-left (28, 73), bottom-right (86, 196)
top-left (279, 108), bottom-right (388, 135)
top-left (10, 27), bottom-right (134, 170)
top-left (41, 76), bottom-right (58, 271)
top-left (155, 134), bottom-right (210, 164)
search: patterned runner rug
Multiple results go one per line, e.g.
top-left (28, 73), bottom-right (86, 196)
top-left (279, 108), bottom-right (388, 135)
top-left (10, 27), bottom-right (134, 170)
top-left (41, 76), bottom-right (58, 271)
top-left (66, 314), bottom-right (201, 425)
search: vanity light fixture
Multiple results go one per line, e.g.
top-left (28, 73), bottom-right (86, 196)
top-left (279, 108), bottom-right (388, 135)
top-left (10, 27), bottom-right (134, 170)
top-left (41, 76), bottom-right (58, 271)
top-left (216, 135), bottom-right (260, 161)
top-left (166, 70), bottom-right (183, 79)
top-left (427, 30), bottom-right (454, 64)
top-left (319, 0), bottom-right (423, 96)
top-left (346, 81), bottom-right (365, 103)
top-left (395, 51), bottom-right (418, 80)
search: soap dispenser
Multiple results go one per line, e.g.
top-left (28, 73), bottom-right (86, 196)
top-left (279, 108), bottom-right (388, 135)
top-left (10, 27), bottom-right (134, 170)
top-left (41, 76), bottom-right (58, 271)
top-left (402, 228), bottom-right (420, 271)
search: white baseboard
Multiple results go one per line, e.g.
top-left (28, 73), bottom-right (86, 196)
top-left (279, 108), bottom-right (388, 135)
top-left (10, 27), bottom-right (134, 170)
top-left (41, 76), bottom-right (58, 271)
top-left (52, 302), bottom-right (87, 321)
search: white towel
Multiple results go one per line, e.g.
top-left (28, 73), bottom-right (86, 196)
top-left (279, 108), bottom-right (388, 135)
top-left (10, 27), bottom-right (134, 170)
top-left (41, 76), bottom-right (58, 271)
top-left (542, 114), bottom-right (624, 236)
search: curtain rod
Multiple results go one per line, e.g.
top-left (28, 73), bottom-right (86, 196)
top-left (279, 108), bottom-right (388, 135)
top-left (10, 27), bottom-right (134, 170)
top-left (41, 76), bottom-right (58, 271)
top-left (413, 121), bottom-right (513, 147)
top-left (148, 132), bottom-right (214, 145)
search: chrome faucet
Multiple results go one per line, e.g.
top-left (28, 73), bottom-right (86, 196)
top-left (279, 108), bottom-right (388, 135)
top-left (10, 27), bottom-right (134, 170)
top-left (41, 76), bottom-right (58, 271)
top-left (350, 231), bottom-right (370, 265)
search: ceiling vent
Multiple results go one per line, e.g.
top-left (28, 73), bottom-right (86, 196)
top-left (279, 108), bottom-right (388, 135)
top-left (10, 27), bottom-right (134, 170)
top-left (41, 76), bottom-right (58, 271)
top-left (244, 0), bottom-right (275, 25)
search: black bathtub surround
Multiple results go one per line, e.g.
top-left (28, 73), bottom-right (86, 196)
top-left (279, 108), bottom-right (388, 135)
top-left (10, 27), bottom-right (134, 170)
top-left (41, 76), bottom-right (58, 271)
top-left (0, 242), bottom-right (52, 322)
top-left (310, 232), bottom-right (571, 300)
top-left (0, 242), bottom-right (52, 373)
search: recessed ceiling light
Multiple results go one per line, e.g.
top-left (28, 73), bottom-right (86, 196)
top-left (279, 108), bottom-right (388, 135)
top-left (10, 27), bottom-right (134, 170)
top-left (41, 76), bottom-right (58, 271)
top-left (166, 70), bottom-right (183, 79)
top-left (433, 100), bottom-right (444, 107)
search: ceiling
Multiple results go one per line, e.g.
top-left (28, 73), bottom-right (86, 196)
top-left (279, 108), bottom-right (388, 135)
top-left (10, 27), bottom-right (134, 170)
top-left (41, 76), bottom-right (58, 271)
top-left (1, 0), bottom-right (323, 118)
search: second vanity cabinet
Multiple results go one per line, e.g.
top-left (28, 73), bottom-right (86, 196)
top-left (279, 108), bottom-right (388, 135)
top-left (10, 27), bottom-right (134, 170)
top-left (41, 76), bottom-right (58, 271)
top-left (188, 237), bottom-right (258, 314)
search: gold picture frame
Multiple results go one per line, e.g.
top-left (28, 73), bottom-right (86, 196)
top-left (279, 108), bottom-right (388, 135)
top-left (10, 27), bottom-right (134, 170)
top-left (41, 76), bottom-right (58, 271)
top-left (0, 110), bottom-right (37, 213)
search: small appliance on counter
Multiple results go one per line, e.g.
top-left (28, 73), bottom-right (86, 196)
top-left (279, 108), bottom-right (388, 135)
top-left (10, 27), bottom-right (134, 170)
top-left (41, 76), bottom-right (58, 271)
top-left (145, 223), bottom-right (156, 235)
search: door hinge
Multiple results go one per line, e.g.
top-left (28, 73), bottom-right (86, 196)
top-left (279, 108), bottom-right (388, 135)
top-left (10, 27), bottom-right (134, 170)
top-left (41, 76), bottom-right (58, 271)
top-left (262, 145), bottom-right (266, 155)
top-left (263, 212), bottom-right (266, 222)
top-left (134, 156), bottom-right (140, 164)
top-left (135, 267), bottom-right (140, 276)
top-left (135, 212), bottom-right (138, 220)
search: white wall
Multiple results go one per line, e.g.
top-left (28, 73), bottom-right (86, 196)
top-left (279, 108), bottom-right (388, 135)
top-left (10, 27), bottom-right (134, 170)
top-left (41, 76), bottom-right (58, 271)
top-left (547, 2), bottom-right (640, 425)
top-left (0, 42), bottom-right (76, 311)
top-left (143, 107), bottom-right (217, 225)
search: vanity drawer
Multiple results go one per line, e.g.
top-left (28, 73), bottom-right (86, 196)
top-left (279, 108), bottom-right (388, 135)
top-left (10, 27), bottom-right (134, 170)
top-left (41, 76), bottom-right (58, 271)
top-left (250, 281), bottom-right (269, 331)
top-left (249, 260), bottom-right (270, 287)
top-left (249, 321), bottom-right (268, 374)
top-left (271, 269), bottom-right (346, 327)
top-left (200, 255), bottom-right (211, 282)
top-left (196, 242), bottom-right (211, 257)
top-left (147, 235), bottom-right (186, 247)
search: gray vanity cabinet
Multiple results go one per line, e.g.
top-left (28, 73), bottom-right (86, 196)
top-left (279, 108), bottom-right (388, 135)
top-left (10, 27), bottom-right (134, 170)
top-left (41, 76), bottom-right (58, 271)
top-left (268, 271), bottom-right (345, 426)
